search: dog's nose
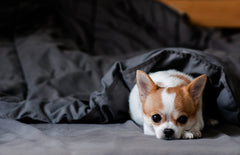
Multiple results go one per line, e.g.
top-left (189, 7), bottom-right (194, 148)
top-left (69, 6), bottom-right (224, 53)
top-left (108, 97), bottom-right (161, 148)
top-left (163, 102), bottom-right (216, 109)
top-left (163, 128), bottom-right (174, 138)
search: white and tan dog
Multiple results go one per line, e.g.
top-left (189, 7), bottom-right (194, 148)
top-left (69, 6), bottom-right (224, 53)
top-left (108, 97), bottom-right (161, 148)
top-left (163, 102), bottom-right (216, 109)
top-left (129, 70), bottom-right (207, 140)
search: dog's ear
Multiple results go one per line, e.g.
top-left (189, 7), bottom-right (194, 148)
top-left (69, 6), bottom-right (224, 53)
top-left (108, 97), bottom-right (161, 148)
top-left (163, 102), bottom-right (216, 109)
top-left (187, 74), bottom-right (207, 103)
top-left (136, 70), bottom-right (157, 103)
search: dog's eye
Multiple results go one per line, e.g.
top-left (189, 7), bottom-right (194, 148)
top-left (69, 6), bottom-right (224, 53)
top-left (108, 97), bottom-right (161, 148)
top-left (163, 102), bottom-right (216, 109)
top-left (177, 115), bottom-right (188, 124)
top-left (152, 114), bottom-right (162, 123)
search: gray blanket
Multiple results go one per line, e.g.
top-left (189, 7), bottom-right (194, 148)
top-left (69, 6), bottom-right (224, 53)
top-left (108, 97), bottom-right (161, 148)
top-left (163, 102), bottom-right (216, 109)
top-left (1, 1), bottom-right (240, 154)
top-left (0, 0), bottom-right (240, 124)
top-left (1, 119), bottom-right (240, 155)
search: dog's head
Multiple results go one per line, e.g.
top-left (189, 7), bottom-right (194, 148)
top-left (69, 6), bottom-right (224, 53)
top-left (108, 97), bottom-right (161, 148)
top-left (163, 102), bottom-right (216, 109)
top-left (136, 70), bottom-right (207, 139)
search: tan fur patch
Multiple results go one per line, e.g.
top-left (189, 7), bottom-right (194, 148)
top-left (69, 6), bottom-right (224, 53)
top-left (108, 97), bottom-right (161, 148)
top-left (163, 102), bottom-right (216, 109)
top-left (167, 86), bottom-right (199, 126)
top-left (142, 88), bottom-right (166, 125)
top-left (171, 74), bottom-right (191, 85)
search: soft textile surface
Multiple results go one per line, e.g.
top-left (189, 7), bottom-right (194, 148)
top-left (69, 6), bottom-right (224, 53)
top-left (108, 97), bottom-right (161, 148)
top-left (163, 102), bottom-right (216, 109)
top-left (1, 1), bottom-right (240, 154)
top-left (1, 119), bottom-right (240, 155)
top-left (0, 0), bottom-right (240, 124)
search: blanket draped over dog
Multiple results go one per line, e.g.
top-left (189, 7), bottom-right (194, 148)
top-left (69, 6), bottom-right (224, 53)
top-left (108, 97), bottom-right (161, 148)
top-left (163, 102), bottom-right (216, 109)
top-left (0, 0), bottom-right (239, 124)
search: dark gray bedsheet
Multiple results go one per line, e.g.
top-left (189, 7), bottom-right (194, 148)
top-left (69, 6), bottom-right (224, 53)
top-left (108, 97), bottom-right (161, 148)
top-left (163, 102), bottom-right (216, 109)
top-left (1, 1), bottom-right (240, 154)
top-left (0, 0), bottom-right (240, 124)
top-left (1, 119), bottom-right (240, 155)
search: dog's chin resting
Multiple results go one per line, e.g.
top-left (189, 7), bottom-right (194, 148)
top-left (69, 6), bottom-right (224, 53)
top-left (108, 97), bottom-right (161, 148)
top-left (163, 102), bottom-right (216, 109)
top-left (129, 70), bottom-right (207, 140)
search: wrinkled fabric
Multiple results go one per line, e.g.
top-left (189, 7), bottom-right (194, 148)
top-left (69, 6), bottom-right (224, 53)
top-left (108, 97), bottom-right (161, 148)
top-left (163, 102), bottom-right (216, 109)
top-left (0, 0), bottom-right (239, 125)
top-left (1, 119), bottom-right (240, 155)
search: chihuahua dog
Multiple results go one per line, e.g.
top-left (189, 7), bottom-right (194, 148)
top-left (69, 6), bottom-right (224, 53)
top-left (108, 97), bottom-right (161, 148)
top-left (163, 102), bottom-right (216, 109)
top-left (129, 70), bottom-right (207, 140)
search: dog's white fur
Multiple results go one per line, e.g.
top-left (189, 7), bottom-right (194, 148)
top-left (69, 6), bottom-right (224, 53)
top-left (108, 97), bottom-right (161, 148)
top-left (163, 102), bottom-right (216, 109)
top-left (129, 70), bottom-right (205, 139)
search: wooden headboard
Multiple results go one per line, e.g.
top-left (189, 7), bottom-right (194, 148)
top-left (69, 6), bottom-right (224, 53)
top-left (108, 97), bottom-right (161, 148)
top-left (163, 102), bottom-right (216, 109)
top-left (158, 0), bottom-right (240, 28)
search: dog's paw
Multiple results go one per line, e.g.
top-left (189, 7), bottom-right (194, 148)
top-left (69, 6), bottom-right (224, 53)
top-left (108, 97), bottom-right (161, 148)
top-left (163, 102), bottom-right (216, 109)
top-left (183, 131), bottom-right (194, 139)
top-left (182, 130), bottom-right (202, 139)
